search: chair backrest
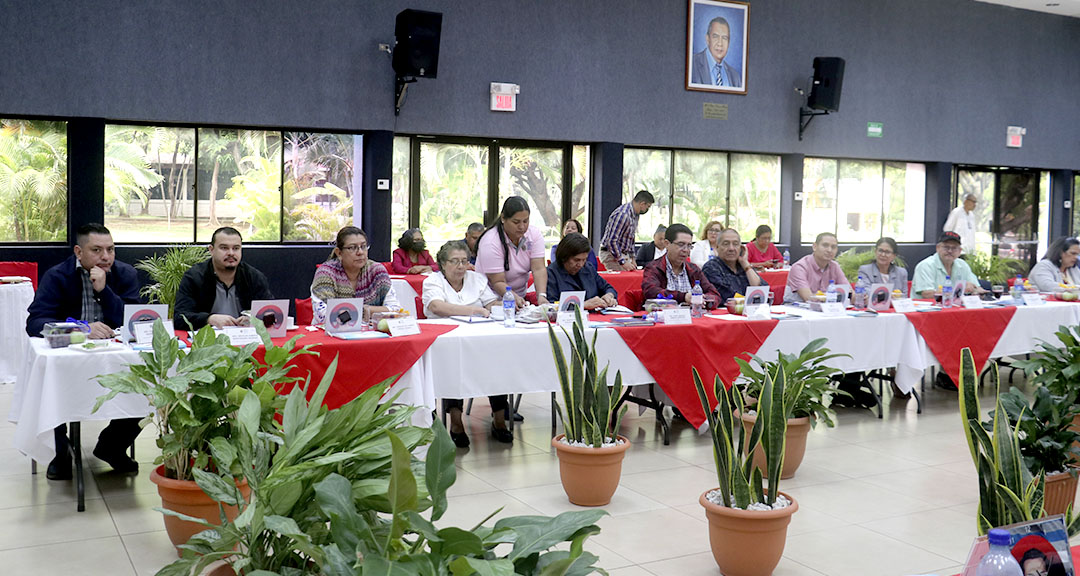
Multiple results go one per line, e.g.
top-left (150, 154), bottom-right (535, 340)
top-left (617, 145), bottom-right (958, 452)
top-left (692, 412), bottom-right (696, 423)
top-left (414, 296), bottom-right (427, 319)
top-left (622, 288), bottom-right (645, 311)
top-left (0, 261), bottom-right (38, 290)
top-left (381, 262), bottom-right (394, 274)
top-left (295, 298), bottom-right (313, 325)
top-left (596, 260), bottom-right (607, 272)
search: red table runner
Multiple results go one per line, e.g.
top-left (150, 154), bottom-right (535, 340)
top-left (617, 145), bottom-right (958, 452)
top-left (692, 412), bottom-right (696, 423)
top-left (612, 318), bottom-right (779, 428)
top-left (903, 306), bottom-right (1016, 384)
top-left (261, 324), bottom-right (457, 409)
top-left (390, 274), bottom-right (427, 295)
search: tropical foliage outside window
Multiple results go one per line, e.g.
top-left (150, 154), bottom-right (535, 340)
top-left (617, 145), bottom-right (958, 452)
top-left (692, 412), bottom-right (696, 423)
top-left (104, 125), bottom-right (194, 242)
top-left (0, 119), bottom-right (67, 242)
top-left (801, 158), bottom-right (925, 243)
top-left (955, 169), bottom-right (995, 254)
top-left (196, 129), bottom-right (282, 242)
top-left (1074, 175), bottom-right (1080, 237)
top-left (391, 136), bottom-right (411, 243)
top-left (955, 168), bottom-right (1048, 260)
top-left (283, 132), bottom-right (359, 242)
top-left (418, 142), bottom-right (488, 250)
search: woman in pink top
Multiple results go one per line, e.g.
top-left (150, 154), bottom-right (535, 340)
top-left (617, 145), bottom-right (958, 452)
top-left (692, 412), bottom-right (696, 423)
top-left (390, 228), bottom-right (439, 274)
top-left (746, 224), bottom-right (783, 269)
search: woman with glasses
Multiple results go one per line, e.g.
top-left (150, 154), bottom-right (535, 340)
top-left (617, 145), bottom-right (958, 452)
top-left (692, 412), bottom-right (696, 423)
top-left (746, 224), bottom-right (784, 269)
top-left (391, 228), bottom-right (438, 274)
top-left (546, 233), bottom-right (618, 309)
top-left (855, 237), bottom-right (909, 295)
top-left (1030, 236), bottom-right (1080, 293)
top-left (310, 226), bottom-right (401, 325)
top-left (690, 220), bottom-right (724, 267)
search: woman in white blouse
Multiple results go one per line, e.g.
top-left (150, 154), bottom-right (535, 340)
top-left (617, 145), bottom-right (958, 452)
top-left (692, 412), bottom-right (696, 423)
top-left (689, 220), bottom-right (723, 267)
top-left (421, 240), bottom-right (505, 448)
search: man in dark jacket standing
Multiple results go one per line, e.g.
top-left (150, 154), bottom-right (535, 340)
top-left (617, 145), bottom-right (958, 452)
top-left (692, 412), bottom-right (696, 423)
top-left (174, 226), bottom-right (273, 330)
top-left (25, 223), bottom-right (143, 480)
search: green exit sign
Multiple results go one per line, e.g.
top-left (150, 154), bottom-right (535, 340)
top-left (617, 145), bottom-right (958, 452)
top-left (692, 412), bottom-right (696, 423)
top-left (867, 122), bottom-right (883, 138)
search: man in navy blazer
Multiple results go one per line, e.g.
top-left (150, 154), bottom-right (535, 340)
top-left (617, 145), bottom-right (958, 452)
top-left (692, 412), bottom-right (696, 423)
top-left (25, 223), bottom-right (143, 480)
top-left (690, 16), bottom-right (742, 88)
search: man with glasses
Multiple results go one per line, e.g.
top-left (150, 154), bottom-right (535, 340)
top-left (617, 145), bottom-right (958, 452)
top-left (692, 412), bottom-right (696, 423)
top-left (641, 223), bottom-right (721, 308)
top-left (912, 231), bottom-right (982, 299)
top-left (701, 228), bottom-right (767, 302)
top-left (174, 226), bottom-right (274, 330)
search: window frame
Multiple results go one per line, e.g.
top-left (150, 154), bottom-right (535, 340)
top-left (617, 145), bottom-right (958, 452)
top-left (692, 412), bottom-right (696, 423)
top-left (0, 114), bottom-right (71, 246)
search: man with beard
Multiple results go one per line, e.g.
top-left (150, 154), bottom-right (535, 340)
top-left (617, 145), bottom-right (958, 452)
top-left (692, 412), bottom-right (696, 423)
top-left (174, 226), bottom-right (274, 330)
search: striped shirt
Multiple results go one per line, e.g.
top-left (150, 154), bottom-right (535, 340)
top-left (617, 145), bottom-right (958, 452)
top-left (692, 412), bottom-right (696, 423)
top-left (600, 202), bottom-right (640, 262)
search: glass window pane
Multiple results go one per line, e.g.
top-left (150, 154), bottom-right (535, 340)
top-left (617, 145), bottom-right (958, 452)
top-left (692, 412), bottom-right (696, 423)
top-left (391, 136), bottom-right (411, 244)
top-left (282, 132), bottom-right (359, 242)
top-left (419, 142), bottom-right (487, 250)
top-left (672, 150), bottom-right (727, 240)
top-left (729, 153), bottom-right (781, 241)
top-left (882, 162), bottom-right (925, 242)
top-left (104, 125), bottom-right (194, 242)
top-left (571, 145), bottom-right (590, 239)
top-left (498, 146), bottom-right (563, 246)
top-left (196, 129), bottom-right (282, 243)
top-left (956, 170), bottom-right (994, 255)
top-left (801, 158), bottom-right (837, 243)
top-left (1037, 171), bottom-right (1049, 259)
top-left (622, 148), bottom-right (671, 242)
top-left (996, 172), bottom-right (1039, 264)
top-left (0, 119), bottom-right (68, 242)
top-left (836, 160), bottom-right (883, 243)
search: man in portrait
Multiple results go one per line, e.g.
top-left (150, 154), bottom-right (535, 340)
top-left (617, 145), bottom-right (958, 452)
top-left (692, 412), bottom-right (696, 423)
top-left (691, 16), bottom-right (742, 88)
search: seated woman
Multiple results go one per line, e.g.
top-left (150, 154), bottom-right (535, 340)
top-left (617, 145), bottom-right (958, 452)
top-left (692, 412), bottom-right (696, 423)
top-left (546, 233), bottom-right (618, 309)
top-left (549, 219), bottom-right (598, 268)
top-left (422, 240), bottom-right (499, 448)
top-left (856, 237), bottom-right (909, 295)
top-left (1030, 236), bottom-right (1080, 292)
top-left (689, 220), bottom-right (722, 267)
top-left (390, 228), bottom-right (438, 274)
top-left (310, 226), bottom-right (401, 324)
top-left (746, 224), bottom-right (784, 269)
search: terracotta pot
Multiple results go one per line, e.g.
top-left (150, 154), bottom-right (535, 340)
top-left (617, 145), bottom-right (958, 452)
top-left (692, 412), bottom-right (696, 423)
top-left (206, 562), bottom-right (236, 576)
top-left (1069, 414), bottom-right (1080, 465)
top-left (1043, 469), bottom-right (1079, 517)
top-left (739, 411), bottom-right (812, 479)
top-left (699, 489), bottom-right (799, 576)
top-left (149, 465), bottom-right (251, 556)
top-left (551, 434), bottom-right (631, 506)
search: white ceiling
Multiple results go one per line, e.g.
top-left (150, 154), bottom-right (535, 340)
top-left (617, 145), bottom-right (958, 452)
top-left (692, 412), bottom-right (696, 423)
top-left (973, 0), bottom-right (1080, 17)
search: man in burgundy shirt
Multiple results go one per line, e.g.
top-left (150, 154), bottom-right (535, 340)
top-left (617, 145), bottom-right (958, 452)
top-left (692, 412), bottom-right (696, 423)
top-left (641, 223), bottom-right (720, 308)
top-left (785, 232), bottom-right (849, 303)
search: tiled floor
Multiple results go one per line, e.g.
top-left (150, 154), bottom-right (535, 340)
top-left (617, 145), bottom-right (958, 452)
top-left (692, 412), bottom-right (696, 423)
top-left (1, 374), bottom-right (1076, 576)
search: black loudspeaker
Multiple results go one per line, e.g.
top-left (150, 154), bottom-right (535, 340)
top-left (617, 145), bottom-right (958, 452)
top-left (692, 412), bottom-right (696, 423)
top-left (393, 9), bottom-right (442, 78)
top-left (807, 57), bottom-right (845, 112)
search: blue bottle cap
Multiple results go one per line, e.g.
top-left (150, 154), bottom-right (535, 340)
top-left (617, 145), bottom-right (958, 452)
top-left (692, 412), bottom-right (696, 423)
top-left (987, 528), bottom-right (1011, 546)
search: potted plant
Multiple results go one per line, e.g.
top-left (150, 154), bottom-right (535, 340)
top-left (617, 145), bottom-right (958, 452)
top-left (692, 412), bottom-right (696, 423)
top-left (135, 245), bottom-right (210, 316)
top-left (957, 347), bottom-right (1080, 535)
top-left (94, 320), bottom-right (314, 553)
top-left (735, 338), bottom-right (848, 479)
top-left (693, 365), bottom-right (799, 576)
top-left (1014, 325), bottom-right (1080, 449)
top-left (547, 308), bottom-right (630, 506)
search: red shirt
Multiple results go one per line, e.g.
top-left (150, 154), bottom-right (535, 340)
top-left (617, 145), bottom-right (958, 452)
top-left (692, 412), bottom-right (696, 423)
top-left (390, 248), bottom-right (439, 274)
top-left (745, 241), bottom-right (783, 264)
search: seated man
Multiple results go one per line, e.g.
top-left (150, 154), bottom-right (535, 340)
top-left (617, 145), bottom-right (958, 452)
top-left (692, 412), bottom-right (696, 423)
top-left (785, 232), bottom-right (848, 302)
top-left (25, 223), bottom-right (142, 479)
top-left (547, 232), bottom-right (618, 309)
top-left (702, 228), bottom-right (767, 302)
top-left (174, 226), bottom-right (273, 330)
top-left (635, 224), bottom-right (668, 268)
top-left (642, 223), bottom-right (721, 308)
top-left (912, 231), bottom-right (983, 299)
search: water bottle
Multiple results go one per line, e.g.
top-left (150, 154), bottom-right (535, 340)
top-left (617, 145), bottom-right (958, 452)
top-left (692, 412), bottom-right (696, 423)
top-left (690, 281), bottom-right (704, 318)
top-left (853, 285), bottom-right (866, 309)
top-left (1011, 275), bottom-right (1023, 299)
top-left (976, 529), bottom-right (1022, 576)
top-left (942, 275), bottom-right (953, 309)
top-left (783, 249), bottom-right (791, 268)
top-left (825, 280), bottom-right (838, 303)
top-left (502, 287), bottom-right (516, 328)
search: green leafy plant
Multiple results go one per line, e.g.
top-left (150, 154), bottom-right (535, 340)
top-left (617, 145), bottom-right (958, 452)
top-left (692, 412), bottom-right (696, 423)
top-left (964, 251), bottom-right (1028, 285)
top-left (991, 387), bottom-right (1080, 476)
top-left (1014, 325), bottom-right (1080, 404)
top-left (835, 247), bottom-right (906, 284)
top-left (94, 320), bottom-right (314, 481)
top-left (958, 347), bottom-right (1080, 536)
top-left (694, 365), bottom-right (797, 508)
top-left (548, 308), bottom-right (628, 446)
top-left (735, 339), bottom-right (849, 428)
top-left (136, 245), bottom-right (211, 316)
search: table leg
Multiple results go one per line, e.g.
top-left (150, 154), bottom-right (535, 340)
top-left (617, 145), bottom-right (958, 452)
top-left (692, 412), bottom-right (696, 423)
top-left (70, 422), bottom-right (84, 512)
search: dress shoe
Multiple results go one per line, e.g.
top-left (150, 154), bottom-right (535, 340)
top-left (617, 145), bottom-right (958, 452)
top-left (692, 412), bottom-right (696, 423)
top-left (891, 382), bottom-right (911, 399)
top-left (46, 457), bottom-right (72, 481)
top-left (933, 372), bottom-right (958, 392)
top-left (449, 430), bottom-right (470, 448)
top-left (93, 444), bottom-right (139, 474)
top-left (491, 424), bottom-right (514, 444)
top-left (512, 412), bottom-right (525, 422)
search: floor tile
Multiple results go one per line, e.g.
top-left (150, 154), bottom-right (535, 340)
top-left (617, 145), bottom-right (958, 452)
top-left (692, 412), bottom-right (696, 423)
top-left (122, 530), bottom-right (184, 575)
top-left (0, 536), bottom-right (136, 575)
top-left (790, 478), bottom-right (938, 523)
top-left (0, 468), bottom-right (104, 509)
top-left (617, 466), bottom-right (717, 508)
top-left (506, 482), bottom-right (667, 517)
top-left (0, 498), bottom-right (118, 551)
top-left (590, 508), bottom-right (712, 564)
top-left (860, 507), bottom-right (979, 563)
top-left (783, 524), bottom-right (956, 576)
top-left (799, 444), bottom-right (925, 478)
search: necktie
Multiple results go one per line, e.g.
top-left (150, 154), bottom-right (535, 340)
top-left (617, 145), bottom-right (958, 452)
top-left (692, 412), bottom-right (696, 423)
top-left (714, 63), bottom-right (724, 86)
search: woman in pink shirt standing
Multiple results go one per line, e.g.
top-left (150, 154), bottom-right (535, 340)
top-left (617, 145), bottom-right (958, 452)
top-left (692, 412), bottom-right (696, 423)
top-left (746, 224), bottom-right (783, 269)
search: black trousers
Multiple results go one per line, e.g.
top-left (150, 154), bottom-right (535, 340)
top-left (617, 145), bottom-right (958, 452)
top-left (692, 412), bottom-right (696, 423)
top-left (53, 417), bottom-right (143, 460)
top-left (443, 395), bottom-right (509, 414)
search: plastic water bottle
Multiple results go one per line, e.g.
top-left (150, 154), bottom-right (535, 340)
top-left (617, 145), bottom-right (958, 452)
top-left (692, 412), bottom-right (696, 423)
top-left (690, 281), bottom-right (704, 318)
top-left (783, 249), bottom-right (791, 268)
top-left (976, 529), bottom-right (1022, 576)
top-left (853, 285), bottom-right (866, 309)
top-left (942, 275), bottom-right (953, 308)
top-left (1011, 275), bottom-right (1024, 299)
top-left (502, 287), bottom-right (516, 328)
top-left (825, 280), bottom-right (838, 303)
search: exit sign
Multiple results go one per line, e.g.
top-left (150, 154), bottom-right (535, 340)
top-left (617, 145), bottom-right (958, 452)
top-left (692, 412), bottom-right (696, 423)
top-left (867, 122), bottom-right (883, 138)
top-left (490, 82), bottom-right (519, 112)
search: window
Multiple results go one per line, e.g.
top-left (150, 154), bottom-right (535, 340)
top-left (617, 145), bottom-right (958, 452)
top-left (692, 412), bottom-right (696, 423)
top-left (571, 145), bottom-right (591, 238)
top-left (0, 119), bottom-right (68, 242)
top-left (391, 136), bottom-right (411, 243)
top-left (418, 141), bottom-right (488, 250)
top-left (196, 129), bottom-right (282, 243)
top-left (283, 132), bottom-right (360, 242)
top-left (1074, 174), bottom-right (1080, 236)
top-left (802, 157), bottom-right (926, 243)
top-left (625, 148), bottom-right (780, 243)
top-left (955, 167), bottom-right (1048, 268)
top-left (498, 146), bottom-right (564, 245)
top-left (104, 125), bottom-right (194, 242)
top-left (955, 169), bottom-right (995, 253)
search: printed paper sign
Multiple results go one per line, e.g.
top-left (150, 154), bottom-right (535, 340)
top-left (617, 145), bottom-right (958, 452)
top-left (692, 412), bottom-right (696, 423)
top-left (558, 291), bottom-right (586, 312)
top-left (221, 326), bottom-right (260, 346)
top-left (387, 317), bottom-right (421, 337)
top-left (662, 308), bottom-right (693, 325)
top-left (557, 311), bottom-right (577, 329)
top-left (250, 299), bottom-right (289, 338)
top-left (820, 302), bottom-right (845, 316)
top-left (133, 319), bottom-right (174, 345)
top-left (961, 295), bottom-right (984, 309)
top-left (744, 286), bottom-right (770, 307)
top-left (122, 304), bottom-right (168, 342)
top-left (745, 304), bottom-right (771, 320)
top-left (1021, 293), bottom-right (1045, 307)
top-left (325, 298), bottom-right (364, 334)
top-left (892, 299), bottom-right (917, 313)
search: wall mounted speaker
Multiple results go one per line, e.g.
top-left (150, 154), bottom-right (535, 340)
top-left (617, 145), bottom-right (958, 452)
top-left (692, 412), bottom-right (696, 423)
top-left (393, 9), bottom-right (442, 78)
top-left (807, 57), bottom-right (845, 112)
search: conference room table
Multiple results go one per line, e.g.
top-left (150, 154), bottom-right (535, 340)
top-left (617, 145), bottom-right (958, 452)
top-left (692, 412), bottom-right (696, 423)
top-left (0, 281), bottom-right (35, 382)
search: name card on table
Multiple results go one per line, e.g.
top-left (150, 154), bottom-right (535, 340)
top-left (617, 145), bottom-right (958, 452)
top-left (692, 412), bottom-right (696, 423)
top-left (892, 299), bottom-right (917, 313)
top-left (662, 307), bottom-right (693, 325)
top-left (745, 304), bottom-right (771, 320)
top-left (133, 319), bottom-right (175, 345)
top-left (961, 295), bottom-right (984, 309)
top-left (556, 311), bottom-right (577, 329)
top-left (819, 302), bottom-right (846, 316)
top-left (1022, 293), bottom-right (1046, 307)
top-left (387, 316), bottom-right (421, 337)
top-left (221, 326), bottom-right (260, 346)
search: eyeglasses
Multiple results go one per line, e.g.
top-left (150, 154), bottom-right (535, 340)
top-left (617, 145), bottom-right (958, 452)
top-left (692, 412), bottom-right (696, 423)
top-left (707, 229), bottom-right (722, 234)
top-left (341, 244), bottom-right (368, 253)
top-left (876, 249), bottom-right (894, 255)
top-left (940, 244), bottom-right (961, 253)
top-left (445, 258), bottom-right (470, 266)
top-left (672, 241), bottom-right (693, 250)
top-left (719, 241), bottom-right (741, 247)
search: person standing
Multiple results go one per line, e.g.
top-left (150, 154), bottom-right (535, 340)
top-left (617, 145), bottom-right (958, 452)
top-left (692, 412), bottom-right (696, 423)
top-left (173, 226), bottom-right (274, 330)
top-left (599, 190), bottom-right (654, 271)
top-left (943, 193), bottom-right (978, 255)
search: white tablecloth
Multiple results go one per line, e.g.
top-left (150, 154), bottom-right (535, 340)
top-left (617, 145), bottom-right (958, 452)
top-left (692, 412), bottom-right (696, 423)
top-left (392, 278), bottom-right (420, 317)
top-left (9, 338), bottom-right (152, 465)
top-left (0, 283), bottom-right (35, 382)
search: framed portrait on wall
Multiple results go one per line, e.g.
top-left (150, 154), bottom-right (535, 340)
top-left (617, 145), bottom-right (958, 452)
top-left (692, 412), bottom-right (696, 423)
top-left (685, 0), bottom-right (749, 94)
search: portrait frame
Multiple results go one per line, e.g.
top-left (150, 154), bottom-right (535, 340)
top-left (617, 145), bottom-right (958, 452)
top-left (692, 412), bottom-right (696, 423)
top-left (960, 515), bottom-right (1075, 576)
top-left (685, 0), bottom-right (750, 95)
